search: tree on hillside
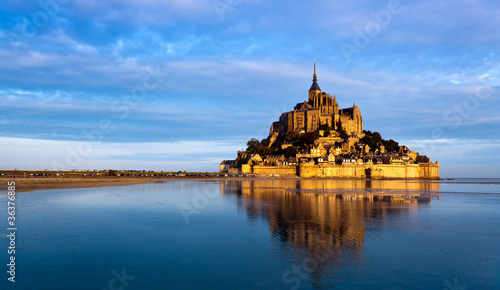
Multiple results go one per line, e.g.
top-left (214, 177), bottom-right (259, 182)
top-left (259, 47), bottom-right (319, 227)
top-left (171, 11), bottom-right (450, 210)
top-left (372, 132), bottom-right (382, 144)
top-left (384, 139), bottom-right (399, 152)
top-left (246, 138), bottom-right (261, 154)
top-left (283, 146), bottom-right (297, 158)
top-left (246, 138), bottom-right (274, 157)
top-left (337, 126), bottom-right (347, 139)
top-left (300, 133), bottom-right (315, 147)
top-left (319, 123), bottom-right (331, 136)
top-left (361, 135), bottom-right (376, 148)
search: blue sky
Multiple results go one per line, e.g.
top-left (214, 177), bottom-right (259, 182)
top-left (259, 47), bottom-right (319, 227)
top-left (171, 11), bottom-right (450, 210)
top-left (0, 0), bottom-right (499, 177)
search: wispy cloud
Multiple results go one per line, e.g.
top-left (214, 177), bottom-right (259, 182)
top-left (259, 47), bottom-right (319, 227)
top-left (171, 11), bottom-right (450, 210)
top-left (0, 137), bottom-right (243, 171)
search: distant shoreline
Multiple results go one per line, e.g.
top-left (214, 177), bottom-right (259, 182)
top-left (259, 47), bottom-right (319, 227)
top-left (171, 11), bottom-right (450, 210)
top-left (0, 172), bottom-right (498, 194)
top-left (0, 169), bottom-right (270, 193)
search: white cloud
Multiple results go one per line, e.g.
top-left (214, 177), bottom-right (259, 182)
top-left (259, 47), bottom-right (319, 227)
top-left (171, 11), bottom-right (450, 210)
top-left (401, 138), bottom-right (500, 159)
top-left (0, 137), bottom-right (242, 171)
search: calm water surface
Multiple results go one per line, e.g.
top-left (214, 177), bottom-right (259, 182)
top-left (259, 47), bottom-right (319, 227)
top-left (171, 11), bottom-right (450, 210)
top-left (1, 178), bottom-right (500, 289)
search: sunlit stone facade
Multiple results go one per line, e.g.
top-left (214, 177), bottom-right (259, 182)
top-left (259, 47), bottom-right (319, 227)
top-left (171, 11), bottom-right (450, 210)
top-left (270, 62), bottom-right (363, 140)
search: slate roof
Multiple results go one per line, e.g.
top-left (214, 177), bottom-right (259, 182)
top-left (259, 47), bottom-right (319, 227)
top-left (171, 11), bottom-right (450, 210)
top-left (309, 81), bottom-right (321, 92)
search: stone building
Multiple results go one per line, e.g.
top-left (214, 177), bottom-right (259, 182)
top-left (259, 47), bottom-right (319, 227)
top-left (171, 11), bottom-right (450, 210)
top-left (269, 62), bottom-right (363, 144)
top-left (219, 160), bottom-right (235, 172)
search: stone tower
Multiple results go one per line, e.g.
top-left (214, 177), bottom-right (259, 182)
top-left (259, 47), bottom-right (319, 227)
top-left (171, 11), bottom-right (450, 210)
top-left (268, 60), bottom-right (363, 141)
top-left (308, 61), bottom-right (338, 116)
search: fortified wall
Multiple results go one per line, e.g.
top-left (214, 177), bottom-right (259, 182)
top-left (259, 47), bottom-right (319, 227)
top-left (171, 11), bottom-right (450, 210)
top-left (252, 162), bottom-right (440, 179)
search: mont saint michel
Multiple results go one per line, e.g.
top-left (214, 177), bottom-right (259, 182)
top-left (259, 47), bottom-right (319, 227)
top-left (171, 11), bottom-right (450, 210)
top-left (221, 62), bottom-right (440, 179)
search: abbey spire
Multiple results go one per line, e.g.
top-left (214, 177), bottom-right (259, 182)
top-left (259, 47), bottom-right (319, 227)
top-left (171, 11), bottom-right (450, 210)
top-left (309, 59), bottom-right (321, 99)
top-left (313, 60), bottom-right (317, 82)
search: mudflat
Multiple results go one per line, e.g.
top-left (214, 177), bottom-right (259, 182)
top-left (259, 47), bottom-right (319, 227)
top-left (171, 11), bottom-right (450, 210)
top-left (0, 177), bottom-right (155, 193)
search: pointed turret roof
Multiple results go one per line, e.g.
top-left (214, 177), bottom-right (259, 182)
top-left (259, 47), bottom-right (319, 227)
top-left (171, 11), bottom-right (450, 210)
top-left (309, 59), bottom-right (321, 92)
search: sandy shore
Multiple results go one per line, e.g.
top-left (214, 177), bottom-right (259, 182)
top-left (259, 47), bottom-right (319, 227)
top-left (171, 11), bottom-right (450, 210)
top-left (0, 178), bottom-right (156, 193)
top-left (0, 176), bottom-right (277, 194)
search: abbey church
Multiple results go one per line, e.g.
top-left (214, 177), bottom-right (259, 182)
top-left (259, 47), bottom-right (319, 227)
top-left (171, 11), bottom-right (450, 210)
top-left (269, 62), bottom-right (363, 143)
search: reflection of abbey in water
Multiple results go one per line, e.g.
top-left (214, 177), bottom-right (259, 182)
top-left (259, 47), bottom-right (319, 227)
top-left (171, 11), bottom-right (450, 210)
top-left (220, 179), bottom-right (440, 284)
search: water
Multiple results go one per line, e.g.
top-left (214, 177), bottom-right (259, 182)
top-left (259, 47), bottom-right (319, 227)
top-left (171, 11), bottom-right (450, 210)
top-left (1, 178), bottom-right (500, 289)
